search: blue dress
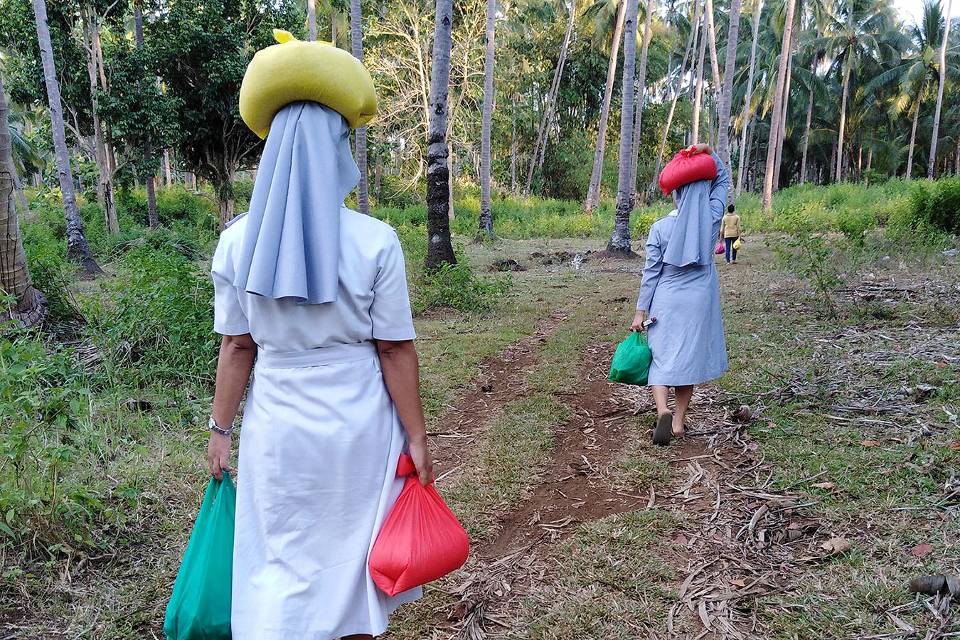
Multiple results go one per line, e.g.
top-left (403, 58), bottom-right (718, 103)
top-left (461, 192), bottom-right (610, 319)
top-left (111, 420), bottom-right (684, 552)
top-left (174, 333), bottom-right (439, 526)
top-left (636, 157), bottom-right (729, 386)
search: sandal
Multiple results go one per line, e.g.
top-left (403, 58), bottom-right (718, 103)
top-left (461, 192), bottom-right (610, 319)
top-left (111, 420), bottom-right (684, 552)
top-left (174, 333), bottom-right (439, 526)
top-left (653, 413), bottom-right (673, 446)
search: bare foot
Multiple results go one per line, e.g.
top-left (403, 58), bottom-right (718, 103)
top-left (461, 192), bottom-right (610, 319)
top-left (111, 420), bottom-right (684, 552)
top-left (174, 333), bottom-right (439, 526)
top-left (672, 417), bottom-right (685, 438)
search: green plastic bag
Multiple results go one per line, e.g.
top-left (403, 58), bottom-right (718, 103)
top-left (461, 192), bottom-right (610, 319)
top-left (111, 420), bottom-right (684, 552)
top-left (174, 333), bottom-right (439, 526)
top-left (608, 332), bottom-right (652, 385)
top-left (163, 474), bottom-right (236, 640)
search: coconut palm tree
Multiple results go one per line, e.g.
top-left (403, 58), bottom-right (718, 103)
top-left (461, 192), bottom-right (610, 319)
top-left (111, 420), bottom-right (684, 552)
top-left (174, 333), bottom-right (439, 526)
top-left (607, 0), bottom-right (639, 254)
top-left (308, 0), bottom-right (318, 39)
top-left (31, 0), bottom-right (100, 275)
top-left (479, 0), bottom-right (496, 237)
top-left (350, 0), bottom-right (371, 214)
top-left (0, 69), bottom-right (46, 328)
top-left (735, 0), bottom-right (763, 195)
top-left (133, 0), bottom-right (156, 229)
top-left (762, 0), bottom-right (795, 211)
top-left (628, 0), bottom-right (654, 205)
top-left (717, 0), bottom-right (744, 172)
top-left (929, 0), bottom-right (953, 178)
top-left (426, 0), bottom-right (456, 269)
top-left (866, 0), bottom-right (955, 177)
top-left (584, 0), bottom-right (627, 213)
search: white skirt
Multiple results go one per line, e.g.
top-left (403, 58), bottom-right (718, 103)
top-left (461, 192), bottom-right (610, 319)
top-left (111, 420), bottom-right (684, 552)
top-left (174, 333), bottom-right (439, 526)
top-left (231, 342), bottom-right (421, 639)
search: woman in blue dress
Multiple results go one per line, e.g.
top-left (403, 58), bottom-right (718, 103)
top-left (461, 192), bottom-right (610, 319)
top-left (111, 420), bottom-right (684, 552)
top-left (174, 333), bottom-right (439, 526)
top-left (630, 143), bottom-right (730, 445)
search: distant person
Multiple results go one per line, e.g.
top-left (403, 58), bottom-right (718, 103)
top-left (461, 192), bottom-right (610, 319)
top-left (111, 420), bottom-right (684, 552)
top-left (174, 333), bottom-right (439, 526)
top-left (720, 203), bottom-right (742, 264)
top-left (630, 143), bottom-right (730, 445)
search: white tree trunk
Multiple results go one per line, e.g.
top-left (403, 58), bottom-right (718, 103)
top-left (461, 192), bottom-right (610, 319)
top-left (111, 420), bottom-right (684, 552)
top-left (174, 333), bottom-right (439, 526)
top-left (478, 0), bottom-right (496, 237)
top-left (736, 0), bottom-right (763, 196)
top-left (907, 97), bottom-right (920, 178)
top-left (32, 0), bottom-right (99, 274)
top-left (761, 0), bottom-right (795, 212)
top-left (607, 0), bottom-right (640, 254)
top-left (692, 5), bottom-right (708, 142)
top-left (928, 0), bottom-right (952, 179)
top-left (426, 0), bottom-right (456, 269)
top-left (773, 41), bottom-right (793, 189)
top-left (716, 0), bottom-right (743, 173)
top-left (525, 1), bottom-right (576, 195)
top-left (584, 0), bottom-right (626, 213)
top-left (308, 0), bottom-right (317, 40)
top-left (83, 8), bottom-right (118, 235)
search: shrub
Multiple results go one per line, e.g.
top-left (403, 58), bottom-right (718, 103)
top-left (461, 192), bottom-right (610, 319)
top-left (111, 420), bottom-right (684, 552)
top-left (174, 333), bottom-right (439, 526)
top-left (83, 245), bottom-right (217, 385)
top-left (413, 255), bottom-right (510, 314)
top-left (0, 335), bottom-right (95, 550)
top-left (837, 209), bottom-right (876, 245)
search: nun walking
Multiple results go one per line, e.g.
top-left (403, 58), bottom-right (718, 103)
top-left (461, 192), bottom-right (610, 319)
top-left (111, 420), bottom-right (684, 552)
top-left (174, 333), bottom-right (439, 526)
top-left (204, 34), bottom-right (430, 640)
top-left (630, 143), bottom-right (730, 445)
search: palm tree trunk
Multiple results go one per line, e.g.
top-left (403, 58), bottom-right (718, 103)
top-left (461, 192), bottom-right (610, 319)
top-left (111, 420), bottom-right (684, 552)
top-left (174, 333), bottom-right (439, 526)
top-left (742, 112), bottom-right (755, 190)
top-left (350, 0), bottom-right (370, 215)
top-left (649, 1), bottom-right (700, 196)
top-left (773, 44), bottom-right (793, 189)
top-left (761, 0), bottom-right (795, 212)
top-left (736, 0), bottom-right (763, 196)
top-left (928, 0), bottom-right (952, 179)
top-left (331, 7), bottom-right (337, 45)
top-left (133, 3), bottom-right (158, 228)
top-left (510, 100), bottom-right (517, 192)
top-left (799, 77), bottom-right (814, 184)
top-left (12, 166), bottom-right (29, 216)
top-left (704, 0), bottom-right (722, 93)
top-left (691, 4), bottom-right (708, 142)
top-left (955, 143), bottom-right (959, 176)
top-left (163, 149), bottom-right (172, 187)
top-left (32, 0), bottom-right (100, 275)
top-left (835, 61), bottom-right (851, 183)
top-left (308, 0), bottom-right (317, 40)
top-left (426, 0), bottom-right (456, 269)
top-left (585, 0), bottom-right (626, 213)
top-left (525, 0), bottom-right (576, 195)
top-left (607, 0), bottom-right (640, 255)
top-left (628, 0), bottom-right (654, 206)
top-left (906, 97), bottom-right (920, 178)
top-left (716, 0), bottom-right (743, 172)
top-left (478, 0), bottom-right (496, 237)
top-left (83, 7), bottom-right (118, 235)
top-left (0, 69), bottom-right (46, 328)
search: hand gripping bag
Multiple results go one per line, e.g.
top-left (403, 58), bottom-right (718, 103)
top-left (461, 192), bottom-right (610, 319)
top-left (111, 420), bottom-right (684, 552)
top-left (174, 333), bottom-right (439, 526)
top-left (715, 241), bottom-right (725, 255)
top-left (163, 474), bottom-right (236, 640)
top-left (659, 147), bottom-right (718, 195)
top-left (369, 454), bottom-right (469, 596)
top-left (608, 332), bottom-right (652, 386)
top-left (733, 237), bottom-right (742, 250)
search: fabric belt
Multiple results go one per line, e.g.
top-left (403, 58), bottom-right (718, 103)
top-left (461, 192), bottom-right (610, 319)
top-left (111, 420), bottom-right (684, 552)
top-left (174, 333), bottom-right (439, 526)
top-left (256, 341), bottom-right (378, 369)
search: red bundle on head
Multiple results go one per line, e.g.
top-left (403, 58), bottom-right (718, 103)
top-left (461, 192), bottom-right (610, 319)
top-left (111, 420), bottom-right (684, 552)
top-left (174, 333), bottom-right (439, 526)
top-left (658, 147), bottom-right (718, 196)
top-left (368, 454), bottom-right (470, 597)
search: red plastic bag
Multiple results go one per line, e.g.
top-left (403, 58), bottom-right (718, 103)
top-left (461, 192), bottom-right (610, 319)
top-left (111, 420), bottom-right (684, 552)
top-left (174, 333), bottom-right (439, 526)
top-left (369, 454), bottom-right (470, 596)
top-left (659, 147), bottom-right (717, 195)
top-left (715, 241), bottom-right (725, 255)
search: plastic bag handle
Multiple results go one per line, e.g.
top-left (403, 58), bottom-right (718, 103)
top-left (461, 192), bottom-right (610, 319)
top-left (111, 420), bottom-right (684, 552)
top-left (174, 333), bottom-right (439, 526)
top-left (396, 453), bottom-right (417, 478)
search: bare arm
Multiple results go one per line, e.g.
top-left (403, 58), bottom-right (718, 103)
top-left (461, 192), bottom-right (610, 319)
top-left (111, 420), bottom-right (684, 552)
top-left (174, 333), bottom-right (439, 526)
top-left (207, 333), bottom-right (257, 480)
top-left (376, 339), bottom-right (434, 485)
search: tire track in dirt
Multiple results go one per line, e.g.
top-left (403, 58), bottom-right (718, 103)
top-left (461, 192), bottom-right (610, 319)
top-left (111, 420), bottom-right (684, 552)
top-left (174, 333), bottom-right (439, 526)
top-left (427, 308), bottom-right (572, 487)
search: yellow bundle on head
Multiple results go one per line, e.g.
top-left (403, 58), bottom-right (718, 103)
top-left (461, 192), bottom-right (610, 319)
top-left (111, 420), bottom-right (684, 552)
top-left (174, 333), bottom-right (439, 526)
top-left (239, 29), bottom-right (377, 138)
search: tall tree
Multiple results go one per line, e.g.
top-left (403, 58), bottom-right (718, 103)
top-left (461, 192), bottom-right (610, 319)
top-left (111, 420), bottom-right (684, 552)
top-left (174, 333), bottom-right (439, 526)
top-left (0, 68), bottom-right (46, 328)
top-left (584, 0), bottom-right (627, 213)
top-left (762, 0), bottom-right (795, 212)
top-left (308, 0), bottom-right (317, 40)
top-left (350, 0), bottom-right (370, 213)
top-left (928, 0), bottom-right (953, 178)
top-left (628, 0), bottom-right (654, 205)
top-left (735, 0), bottom-right (762, 195)
top-left (478, 0), bottom-right (496, 237)
top-left (716, 0), bottom-right (743, 172)
top-left (133, 1), bottom-right (158, 229)
top-left (31, 0), bottom-right (100, 275)
top-left (607, 0), bottom-right (639, 254)
top-left (525, 0), bottom-right (576, 195)
top-left (691, 2), bottom-right (708, 141)
top-left (426, 0), bottom-right (456, 269)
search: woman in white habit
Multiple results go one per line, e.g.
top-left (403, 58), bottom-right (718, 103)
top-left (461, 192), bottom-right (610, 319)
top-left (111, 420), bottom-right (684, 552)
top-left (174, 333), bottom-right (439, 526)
top-left (204, 100), bottom-right (432, 639)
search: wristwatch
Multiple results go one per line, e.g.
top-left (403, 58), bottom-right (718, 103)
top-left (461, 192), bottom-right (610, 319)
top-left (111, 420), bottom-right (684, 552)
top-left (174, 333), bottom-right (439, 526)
top-left (208, 416), bottom-right (234, 437)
